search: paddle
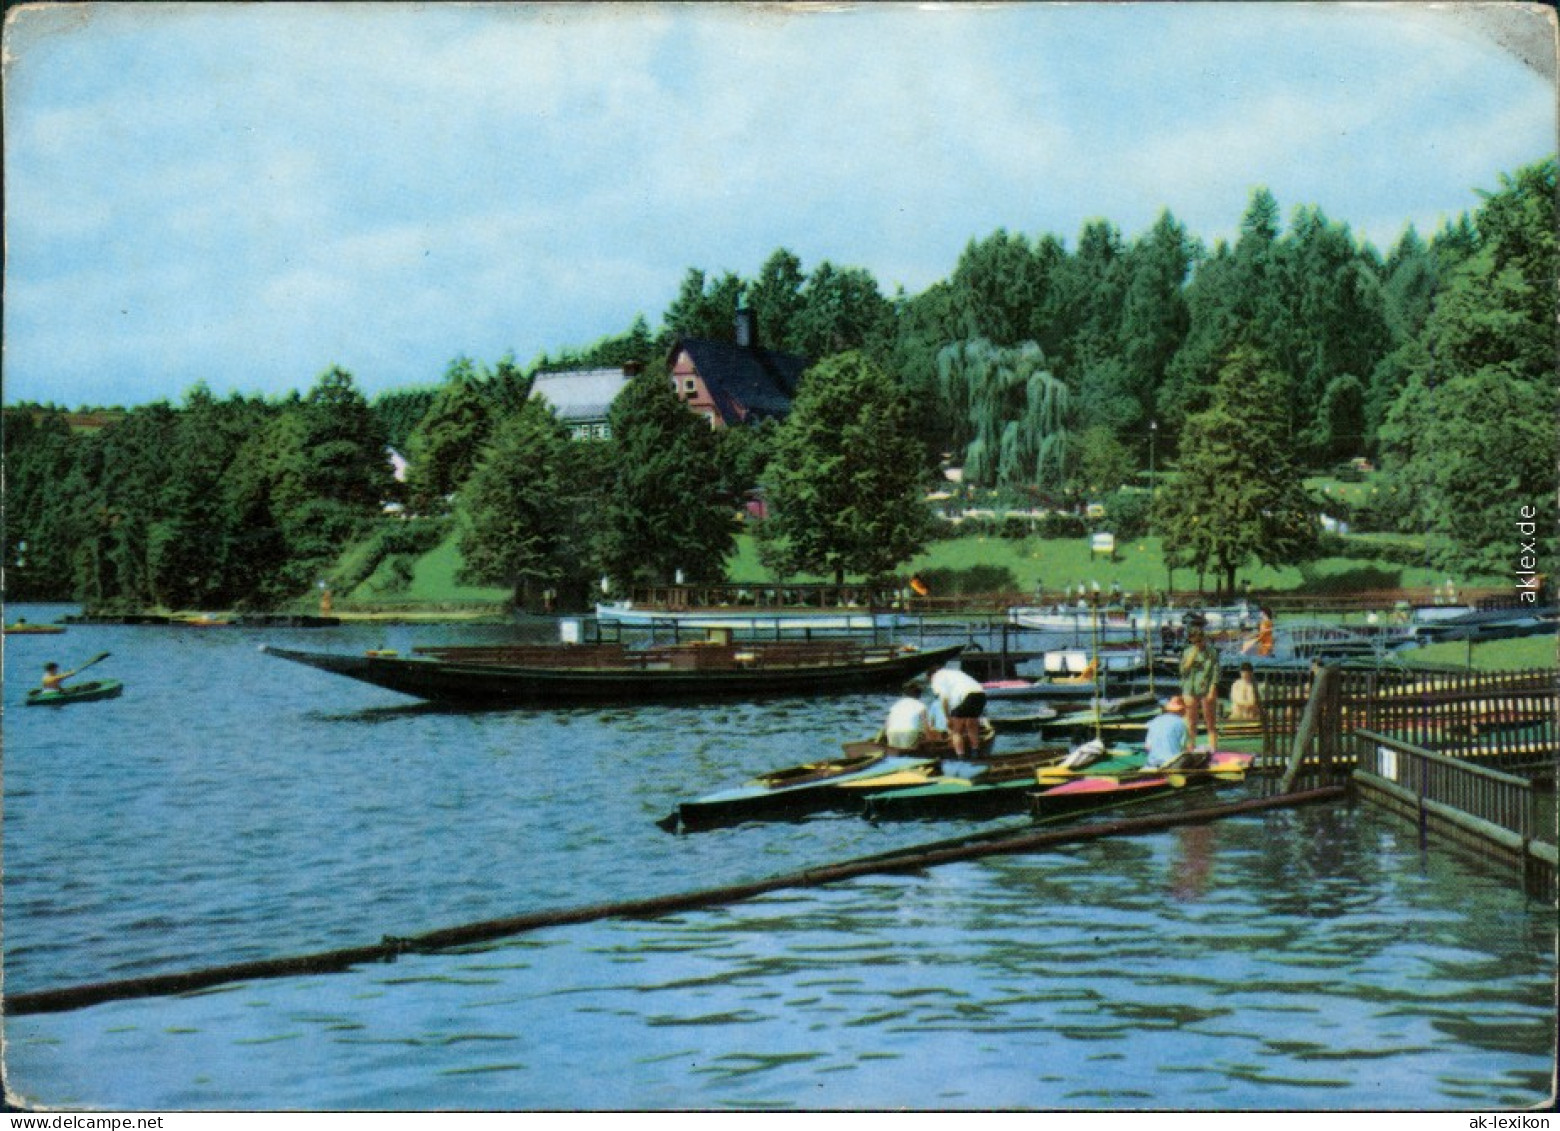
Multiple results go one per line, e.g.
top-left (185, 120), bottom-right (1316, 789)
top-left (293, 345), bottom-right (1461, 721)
top-left (71, 651), bottom-right (112, 677)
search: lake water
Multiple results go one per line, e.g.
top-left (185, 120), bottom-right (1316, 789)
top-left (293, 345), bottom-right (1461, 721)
top-left (3, 605), bottom-right (1555, 1111)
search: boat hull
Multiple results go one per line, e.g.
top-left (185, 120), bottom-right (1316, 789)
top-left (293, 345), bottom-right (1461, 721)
top-left (260, 642), bottom-right (964, 705)
top-left (860, 746), bottom-right (1073, 820)
top-left (666, 753), bottom-right (937, 830)
top-left (24, 679), bottom-right (123, 706)
top-left (1029, 750), bottom-right (1255, 821)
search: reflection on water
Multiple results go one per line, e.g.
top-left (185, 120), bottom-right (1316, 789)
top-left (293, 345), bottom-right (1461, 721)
top-left (2, 608), bottom-right (1555, 1110)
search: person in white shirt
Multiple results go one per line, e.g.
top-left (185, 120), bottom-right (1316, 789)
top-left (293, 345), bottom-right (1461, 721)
top-left (883, 681), bottom-right (931, 750)
top-left (928, 664), bottom-right (987, 758)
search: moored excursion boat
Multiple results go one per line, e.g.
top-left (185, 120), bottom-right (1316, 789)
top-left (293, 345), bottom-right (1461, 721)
top-left (260, 640), bottom-right (963, 706)
top-left (24, 679), bottom-right (123, 706)
top-left (594, 601), bottom-right (907, 632)
top-left (1006, 604), bottom-right (1254, 635)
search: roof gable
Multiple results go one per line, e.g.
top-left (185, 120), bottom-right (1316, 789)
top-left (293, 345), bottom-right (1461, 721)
top-left (674, 339), bottom-right (808, 424)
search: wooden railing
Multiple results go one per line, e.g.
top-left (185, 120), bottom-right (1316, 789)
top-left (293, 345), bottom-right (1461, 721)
top-left (1251, 665), bottom-right (1558, 772)
top-left (623, 583), bottom-right (1511, 616)
top-left (1351, 729), bottom-right (1552, 845)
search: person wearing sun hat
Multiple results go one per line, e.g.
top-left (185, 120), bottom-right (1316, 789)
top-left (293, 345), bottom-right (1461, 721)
top-left (1143, 695), bottom-right (1191, 770)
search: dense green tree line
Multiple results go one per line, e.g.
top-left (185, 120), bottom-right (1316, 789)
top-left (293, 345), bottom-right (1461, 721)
top-left (5, 157), bottom-right (1552, 608)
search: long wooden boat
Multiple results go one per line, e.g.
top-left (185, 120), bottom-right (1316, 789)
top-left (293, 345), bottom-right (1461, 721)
top-left (24, 679), bottom-right (123, 707)
top-left (259, 640), bottom-right (963, 706)
top-left (3, 623), bottom-right (66, 635)
top-left (660, 750), bottom-right (938, 831)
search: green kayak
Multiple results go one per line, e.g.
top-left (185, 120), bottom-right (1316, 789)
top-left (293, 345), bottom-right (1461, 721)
top-left (24, 679), bottom-right (123, 707)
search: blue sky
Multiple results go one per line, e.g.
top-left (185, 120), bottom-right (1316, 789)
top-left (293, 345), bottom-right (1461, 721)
top-left (4, 2), bottom-right (1554, 408)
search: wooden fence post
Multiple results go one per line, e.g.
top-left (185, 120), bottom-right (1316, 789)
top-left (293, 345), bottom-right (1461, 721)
top-left (1281, 663), bottom-right (1340, 794)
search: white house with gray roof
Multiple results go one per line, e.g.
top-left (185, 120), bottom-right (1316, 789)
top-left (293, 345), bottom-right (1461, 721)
top-left (529, 365), bottom-right (637, 439)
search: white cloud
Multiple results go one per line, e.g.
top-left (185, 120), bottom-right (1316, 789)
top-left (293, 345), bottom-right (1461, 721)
top-left (2, 2), bottom-right (1553, 406)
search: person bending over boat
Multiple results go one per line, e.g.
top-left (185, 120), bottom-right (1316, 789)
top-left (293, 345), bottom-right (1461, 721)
top-left (883, 680), bottom-right (931, 750)
top-left (1228, 662), bottom-right (1263, 723)
top-left (928, 664), bottom-right (986, 758)
top-left (1143, 696), bottom-right (1191, 770)
top-left (1178, 626), bottom-right (1220, 752)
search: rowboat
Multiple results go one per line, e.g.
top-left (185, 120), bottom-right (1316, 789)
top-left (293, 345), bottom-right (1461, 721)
top-left (24, 679), bottom-right (123, 707)
top-left (860, 745), bottom-right (1074, 820)
top-left (843, 719), bottom-right (998, 762)
top-left (3, 623), bottom-right (66, 635)
top-left (660, 750), bottom-right (938, 831)
top-left (1028, 750), bottom-right (1254, 822)
top-left (260, 641), bottom-right (963, 706)
top-left (986, 702), bottom-right (1062, 733)
top-left (1029, 693), bottom-right (1162, 741)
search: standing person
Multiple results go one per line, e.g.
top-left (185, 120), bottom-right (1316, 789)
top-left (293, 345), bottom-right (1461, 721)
top-left (1178, 625), bottom-right (1220, 752)
top-left (928, 664), bottom-right (987, 758)
top-left (1143, 696), bottom-right (1190, 770)
top-left (882, 680), bottom-right (931, 751)
top-left (1228, 662), bottom-right (1264, 723)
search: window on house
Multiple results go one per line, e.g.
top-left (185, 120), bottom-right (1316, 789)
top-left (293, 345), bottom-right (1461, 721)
top-left (683, 378), bottom-right (698, 395)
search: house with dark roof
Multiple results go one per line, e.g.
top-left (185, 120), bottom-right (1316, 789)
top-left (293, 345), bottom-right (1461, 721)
top-left (669, 307), bottom-right (808, 428)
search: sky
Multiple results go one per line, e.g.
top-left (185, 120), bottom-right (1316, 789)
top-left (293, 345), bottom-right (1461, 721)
top-left (3, 1), bottom-right (1555, 409)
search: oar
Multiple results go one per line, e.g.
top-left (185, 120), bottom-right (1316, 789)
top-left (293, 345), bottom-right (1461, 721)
top-left (71, 651), bottom-right (112, 676)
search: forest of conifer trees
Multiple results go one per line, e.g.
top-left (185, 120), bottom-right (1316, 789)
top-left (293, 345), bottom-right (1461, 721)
top-left (5, 159), bottom-right (1553, 609)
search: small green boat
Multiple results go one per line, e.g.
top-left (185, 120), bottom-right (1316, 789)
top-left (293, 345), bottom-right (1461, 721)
top-left (24, 679), bottom-right (123, 707)
top-left (860, 745), bottom-right (1076, 821)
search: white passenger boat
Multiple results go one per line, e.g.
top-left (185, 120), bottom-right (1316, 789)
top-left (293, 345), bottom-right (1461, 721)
top-left (594, 601), bottom-right (908, 632)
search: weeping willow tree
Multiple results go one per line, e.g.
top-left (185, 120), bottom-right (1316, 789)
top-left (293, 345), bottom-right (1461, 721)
top-left (937, 338), bottom-right (1072, 490)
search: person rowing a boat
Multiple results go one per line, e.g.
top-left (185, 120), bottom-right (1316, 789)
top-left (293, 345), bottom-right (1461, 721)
top-left (928, 663), bottom-right (986, 758)
top-left (1143, 695), bottom-right (1190, 770)
top-left (883, 680), bottom-right (932, 751)
top-left (39, 661), bottom-right (80, 696)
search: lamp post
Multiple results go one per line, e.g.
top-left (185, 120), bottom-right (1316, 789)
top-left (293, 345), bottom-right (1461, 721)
top-left (1148, 420), bottom-right (1157, 526)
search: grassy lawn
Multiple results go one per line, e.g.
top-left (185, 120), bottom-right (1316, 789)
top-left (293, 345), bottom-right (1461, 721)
top-left (1403, 633), bottom-right (1559, 672)
top-left (325, 521), bottom-right (1510, 614)
top-left (726, 531), bottom-right (1503, 598)
top-left (337, 529), bottom-right (511, 608)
